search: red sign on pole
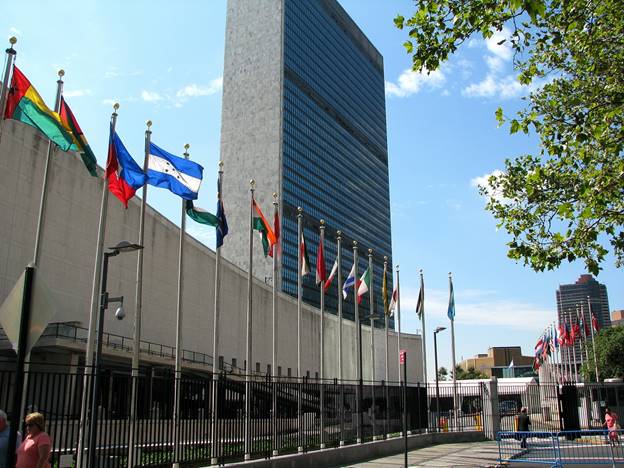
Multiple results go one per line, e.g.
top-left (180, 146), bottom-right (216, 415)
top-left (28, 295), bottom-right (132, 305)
top-left (399, 350), bottom-right (406, 364)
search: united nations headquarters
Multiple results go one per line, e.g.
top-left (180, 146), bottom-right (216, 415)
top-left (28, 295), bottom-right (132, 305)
top-left (1, 0), bottom-right (623, 466)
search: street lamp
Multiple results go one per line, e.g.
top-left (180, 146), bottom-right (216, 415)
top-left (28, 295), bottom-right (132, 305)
top-left (88, 241), bottom-right (143, 467)
top-left (433, 326), bottom-right (447, 432)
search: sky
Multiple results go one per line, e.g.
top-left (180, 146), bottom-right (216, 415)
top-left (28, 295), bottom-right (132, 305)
top-left (3, 1), bottom-right (622, 380)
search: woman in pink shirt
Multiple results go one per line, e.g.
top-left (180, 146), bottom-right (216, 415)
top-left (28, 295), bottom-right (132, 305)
top-left (16, 412), bottom-right (51, 468)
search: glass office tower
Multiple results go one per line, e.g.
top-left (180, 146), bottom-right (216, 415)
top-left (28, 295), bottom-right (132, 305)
top-left (220, 0), bottom-right (393, 326)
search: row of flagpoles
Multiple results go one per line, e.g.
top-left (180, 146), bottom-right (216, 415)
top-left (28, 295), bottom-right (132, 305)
top-left (533, 295), bottom-right (601, 384)
top-left (0, 38), bottom-right (464, 463)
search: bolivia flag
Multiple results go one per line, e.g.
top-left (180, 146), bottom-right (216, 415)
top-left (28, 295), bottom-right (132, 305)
top-left (4, 66), bottom-right (75, 151)
top-left (59, 96), bottom-right (98, 176)
top-left (252, 199), bottom-right (276, 257)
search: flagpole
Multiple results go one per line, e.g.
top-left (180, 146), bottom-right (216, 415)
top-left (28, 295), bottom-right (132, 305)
top-left (319, 220), bottom-right (326, 449)
top-left (353, 241), bottom-right (362, 444)
top-left (337, 230), bottom-right (344, 447)
top-left (449, 272), bottom-right (458, 430)
top-left (76, 103), bottom-right (118, 468)
top-left (244, 180), bottom-right (255, 460)
top-left (271, 192), bottom-right (278, 457)
top-left (172, 144), bottom-right (190, 468)
top-left (32, 69), bottom-right (64, 266)
top-left (587, 296), bottom-right (599, 382)
top-left (211, 161), bottom-right (225, 465)
top-left (0, 37), bottom-right (17, 139)
top-left (383, 258), bottom-right (389, 384)
top-left (419, 269), bottom-right (427, 386)
top-left (569, 309), bottom-right (578, 383)
top-left (396, 265), bottom-right (401, 384)
top-left (368, 249), bottom-right (377, 439)
top-left (296, 206), bottom-right (303, 453)
top-left (128, 119), bottom-right (151, 467)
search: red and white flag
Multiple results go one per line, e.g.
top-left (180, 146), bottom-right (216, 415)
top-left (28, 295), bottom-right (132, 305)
top-left (324, 260), bottom-right (338, 292)
top-left (315, 236), bottom-right (326, 286)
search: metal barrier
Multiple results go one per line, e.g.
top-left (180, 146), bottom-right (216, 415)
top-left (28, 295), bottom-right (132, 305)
top-left (498, 429), bottom-right (624, 467)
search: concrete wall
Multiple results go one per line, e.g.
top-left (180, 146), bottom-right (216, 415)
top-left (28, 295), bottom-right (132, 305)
top-left (0, 120), bottom-right (422, 382)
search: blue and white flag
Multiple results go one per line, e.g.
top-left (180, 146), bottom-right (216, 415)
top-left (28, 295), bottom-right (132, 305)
top-left (447, 276), bottom-right (456, 321)
top-left (147, 142), bottom-right (204, 200)
top-left (342, 263), bottom-right (356, 299)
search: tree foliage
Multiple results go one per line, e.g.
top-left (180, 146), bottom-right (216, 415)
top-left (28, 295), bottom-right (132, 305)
top-left (437, 366), bottom-right (449, 380)
top-left (395, 0), bottom-right (624, 274)
top-left (454, 365), bottom-right (489, 380)
top-left (581, 326), bottom-right (624, 381)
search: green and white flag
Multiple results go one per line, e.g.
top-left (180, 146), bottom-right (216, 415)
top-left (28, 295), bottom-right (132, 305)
top-left (185, 200), bottom-right (218, 226)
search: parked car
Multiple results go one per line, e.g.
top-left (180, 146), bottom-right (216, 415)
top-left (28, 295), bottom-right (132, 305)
top-left (499, 400), bottom-right (518, 416)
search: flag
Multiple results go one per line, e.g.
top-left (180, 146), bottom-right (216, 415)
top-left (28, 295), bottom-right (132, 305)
top-left (565, 322), bottom-right (573, 345)
top-left (185, 199), bottom-right (228, 248)
top-left (147, 142), bottom-right (203, 200)
top-left (558, 323), bottom-right (568, 346)
top-left (324, 260), bottom-right (338, 292)
top-left (273, 209), bottom-right (280, 258)
top-left (388, 285), bottom-right (398, 315)
top-left (571, 321), bottom-right (580, 343)
top-left (382, 265), bottom-right (389, 315)
top-left (342, 263), bottom-right (355, 299)
top-left (591, 313), bottom-right (600, 332)
top-left (553, 325), bottom-right (559, 349)
top-left (300, 231), bottom-right (310, 275)
top-left (416, 282), bottom-right (424, 320)
top-left (508, 359), bottom-right (514, 368)
top-left (58, 96), bottom-right (97, 176)
top-left (534, 336), bottom-right (544, 355)
top-left (356, 267), bottom-right (370, 304)
top-left (106, 126), bottom-right (146, 207)
top-left (447, 277), bottom-right (456, 321)
top-left (216, 180), bottom-right (228, 249)
top-left (315, 234), bottom-right (326, 286)
top-left (252, 198), bottom-right (276, 257)
top-left (4, 66), bottom-right (74, 151)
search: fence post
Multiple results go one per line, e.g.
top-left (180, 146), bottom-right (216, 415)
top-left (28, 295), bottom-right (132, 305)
top-left (483, 376), bottom-right (500, 439)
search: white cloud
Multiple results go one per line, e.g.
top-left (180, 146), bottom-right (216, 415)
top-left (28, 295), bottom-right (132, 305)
top-left (101, 98), bottom-right (117, 106)
top-left (400, 286), bottom-right (553, 331)
top-left (486, 27), bottom-right (513, 61)
top-left (485, 55), bottom-right (505, 74)
top-left (63, 89), bottom-right (92, 98)
top-left (9, 27), bottom-right (21, 36)
top-left (462, 74), bottom-right (524, 99)
top-left (141, 90), bottom-right (163, 102)
top-left (176, 78), bottom-right (223, 99)
top-left (385, 68), bottom-right (446, 98)
top-left (471, 169), bottom-right (509, 203)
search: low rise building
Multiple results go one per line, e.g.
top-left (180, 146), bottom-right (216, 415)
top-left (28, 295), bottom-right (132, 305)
top-left (459, 346), bottom-right (535, 378)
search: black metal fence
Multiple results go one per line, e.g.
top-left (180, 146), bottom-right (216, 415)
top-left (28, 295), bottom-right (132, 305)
top-left (0, 365), bottom-right (432, 467)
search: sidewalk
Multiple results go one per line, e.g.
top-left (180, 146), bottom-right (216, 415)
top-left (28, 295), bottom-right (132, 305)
top-left (343, 441), bottom-right (502, 467)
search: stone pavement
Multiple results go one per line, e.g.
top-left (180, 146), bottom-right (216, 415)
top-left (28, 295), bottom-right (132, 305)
top-left (342, 441), bottom-right (503, 467)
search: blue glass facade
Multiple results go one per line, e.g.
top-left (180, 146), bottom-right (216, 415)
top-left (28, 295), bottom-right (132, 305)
top-left (280, 0), bottom-right (393, 327)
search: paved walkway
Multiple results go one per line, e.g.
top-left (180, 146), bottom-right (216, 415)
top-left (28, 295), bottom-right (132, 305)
top-left (344, 441), bottom-right (503, 467)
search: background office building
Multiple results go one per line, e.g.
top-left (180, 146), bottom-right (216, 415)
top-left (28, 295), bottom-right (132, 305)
top-left (556, 274), bottom-right (611, 360)
top-left (220, 0), bottom-right (393, 326)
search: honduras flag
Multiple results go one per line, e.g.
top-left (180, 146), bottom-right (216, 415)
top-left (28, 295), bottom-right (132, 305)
top-left (147, 142), bottom-right (204, 200)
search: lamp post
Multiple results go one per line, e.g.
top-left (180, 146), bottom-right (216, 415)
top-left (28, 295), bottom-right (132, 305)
top-left (433, 326), bottom-right (446, 433)
top-left (88, 241), bottom-right (143, 467)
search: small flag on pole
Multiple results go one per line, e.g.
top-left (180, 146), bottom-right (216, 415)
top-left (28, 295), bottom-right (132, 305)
top-left (300, 231), bottom-right (310, 276)
top-left (106, 126), bottom-right (146, 207)
top-left (356, 267), bottom-right (370, 304)
top-left (342, 263), bottom-right (355, 299)
top-left (316, 233), bottom-right (326, 286)
top-left (324, 260), bottom-right (338, 292)
top-left (416, 282), bottom-right (424, 320)
top-left (252, 199), bottom-right (276, 257)
top-left (382, 264), bottom-right (389, 315)
top-left (147, 142), bottom-right (204, 200)
top-left (59, 96), bottom-right (97, 176)
top-left (447, 276), bottom-right (456, 321)
top-left (388, 284), bottom-right (398, 315)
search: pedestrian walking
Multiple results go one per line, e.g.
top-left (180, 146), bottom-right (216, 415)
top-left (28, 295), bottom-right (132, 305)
top-left (516, 407), bottom-right (531, 449)
top-left (604, 407), bottom-right (620, 445)
top-left (16, 412), bottom-right (51, 468)
top-left (0, 410), bottom-right (20, 468)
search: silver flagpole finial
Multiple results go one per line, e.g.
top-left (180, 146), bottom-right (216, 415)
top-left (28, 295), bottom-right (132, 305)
top-left (420, 268), bottom-right (423, 274)
top-left (448, 271), bottom-right (452, 277)
top-left (273, 192), bottom-right (278, 204)
top-left (250, 179), bottom-right (255, 191)
top-left (368, 248), bottom-right (373, 256)
top-left (353, 240), bottom-right (357, 247)
top-left (146, 120), bottom-right (152, 129)
top-left (297, 206), bottom-right (302, 216)
top-left (58, 69), bottom-right (65, 78)
top-left (320, 219), bottom-right (325, 226)
top-left (8, 37), bottom-right (17, 46)
top-left (113, 102), bottom-right (120, 112)
top-left (383, 255), bottom-right (387, 261)
top-left (396, 264), bottom-right (399, 271)
top-left (336, 230), bottom-right (341, 239)
top-left (218, 160), bottom-right (224, 170)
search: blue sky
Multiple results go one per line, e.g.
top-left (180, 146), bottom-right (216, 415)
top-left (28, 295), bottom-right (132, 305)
top-left (3, 1), bottom-right (622, 379)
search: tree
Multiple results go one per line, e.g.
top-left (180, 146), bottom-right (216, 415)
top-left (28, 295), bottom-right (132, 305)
top-left (581, 326), bottom-right (624, 381)
top-left (454, 365), bottom-right (489, 380)
top-left (395, 0), bottom-right (624, 274)
top-left (437, 366), bottom-right (449, 380)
